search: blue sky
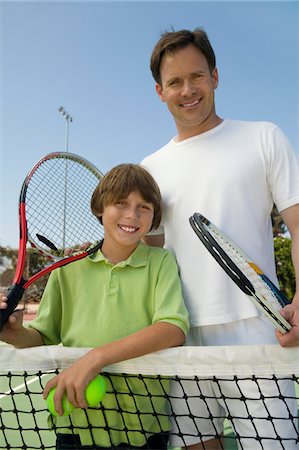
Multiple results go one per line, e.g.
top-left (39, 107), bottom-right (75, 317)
top-left (1, 0), bottom-right (298, 248)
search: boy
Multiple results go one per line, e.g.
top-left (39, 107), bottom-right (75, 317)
top-left (0, 163), bottom-right (189, 449)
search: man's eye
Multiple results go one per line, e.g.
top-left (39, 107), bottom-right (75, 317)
top-left (193, 73), bottom-right (204, 80)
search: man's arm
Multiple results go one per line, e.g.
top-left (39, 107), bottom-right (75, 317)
top-left (276, 203), bottom-right (299, 347)
top-left (281, 204), bottom-right (299, 305)
top-left (142, 234), bottom-right (165, 247)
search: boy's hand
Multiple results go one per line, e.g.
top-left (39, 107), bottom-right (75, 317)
top-left (0, 293), bottom-right (24, 342)
top-left (0, 292), bottom-right (8, 310)
top-left (0, 292), bottom-right (44, 348)
top-left (64, 242), bottom-right (91, 256)
top-left (43, 349), bottom-right (101, 415)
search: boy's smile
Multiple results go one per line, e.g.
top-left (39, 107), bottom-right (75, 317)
top-left (118, 225), bottom-right (139, 233)
top-left (100, 191), bottom-right (154, 264)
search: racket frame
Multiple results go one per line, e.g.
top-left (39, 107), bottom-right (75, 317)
top-left (189, 213), bottom-right (291, 334)
top-left (0, 152), bottom-right (103, 331)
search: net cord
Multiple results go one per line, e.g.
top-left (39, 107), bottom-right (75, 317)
top-left (1, 345), bottom-right (299, 377)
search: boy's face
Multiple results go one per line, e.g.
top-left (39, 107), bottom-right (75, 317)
top-left (100, 191), bottom-right (154, 254)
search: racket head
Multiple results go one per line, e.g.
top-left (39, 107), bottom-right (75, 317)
top-left (22, 152), bottom-right (104, 259)
top-left (0, 152), bottom-right (104, 331)
top-left (189, 213), bottom-right (291, 334)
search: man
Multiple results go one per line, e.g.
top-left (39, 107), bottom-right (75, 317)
top-left (141, 28), bottom-right (299, 449)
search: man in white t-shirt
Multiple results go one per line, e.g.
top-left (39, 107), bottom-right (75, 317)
top-left (141, 28), bottom-right (299, 449)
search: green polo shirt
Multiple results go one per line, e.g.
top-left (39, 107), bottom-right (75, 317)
top-left (30, 242), bottom-right (189, 447)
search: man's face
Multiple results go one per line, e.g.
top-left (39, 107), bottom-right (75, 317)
top-left (156, 44), bottom-right (219, 141)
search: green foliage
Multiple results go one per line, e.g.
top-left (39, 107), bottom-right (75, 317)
top-left (0, 246), bottom-right (49, 303)
top-left (274, 236), bottom-right (295, 300)
top-left (271, 205), bottom-right (287, 236)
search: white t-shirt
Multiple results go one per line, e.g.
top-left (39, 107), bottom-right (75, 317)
top-left (141, 119), bottom-right (299, 327)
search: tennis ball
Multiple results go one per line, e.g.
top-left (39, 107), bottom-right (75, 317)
top-left (85, 375), bottom-right (106, 407)
top-left (46, 388), bottom-right (75, 416)
top-left (46, 375), bottom-right (106, 416)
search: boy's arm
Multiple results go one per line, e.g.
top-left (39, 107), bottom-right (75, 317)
top-left (0, 295), bottom-right (44, 347)
top-left (43, 321), bottom-right (185, 415)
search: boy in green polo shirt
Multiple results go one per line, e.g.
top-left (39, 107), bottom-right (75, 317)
top-left (0, 163), bottom-right (189, 449)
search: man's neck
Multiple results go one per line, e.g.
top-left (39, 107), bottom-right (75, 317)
top-left (176, 116), bottom-right (223, 142)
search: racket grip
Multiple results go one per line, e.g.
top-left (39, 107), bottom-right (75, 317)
top-left (0, 284), bottom-right (25, 331)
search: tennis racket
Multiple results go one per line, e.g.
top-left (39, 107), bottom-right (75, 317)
top-left (189, 213), bottom-right (291, 334)
top-left (0, 152), bottom-right (104, 331)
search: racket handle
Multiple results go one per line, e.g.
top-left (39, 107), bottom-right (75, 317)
top-left (0, 284), bottom-right (25, 331)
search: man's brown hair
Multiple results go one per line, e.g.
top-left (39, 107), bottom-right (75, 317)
top-left (150, 28), bottom-right (216, 85)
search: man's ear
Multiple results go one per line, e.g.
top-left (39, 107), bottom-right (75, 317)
top-left (212, 67), bottom-right (219, 90)
top-left (155, 83), bottom-right (165, 102)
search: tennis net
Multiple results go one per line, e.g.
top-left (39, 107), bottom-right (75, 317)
top-left (1, 344), bottom-right (298, 449)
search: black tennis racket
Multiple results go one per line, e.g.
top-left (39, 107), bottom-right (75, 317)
top-left (0, 152), bottom-right (104, 331)
top-left (189, 213), bottom-right (291, 334)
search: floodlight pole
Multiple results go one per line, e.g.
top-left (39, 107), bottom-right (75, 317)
top-left (58, 106), bottom-right (73, 248)
top-left (58, 106), bottom-right (73, 152)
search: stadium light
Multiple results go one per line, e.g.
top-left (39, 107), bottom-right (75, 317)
top-left (58, 106), bottom-right (73, 152)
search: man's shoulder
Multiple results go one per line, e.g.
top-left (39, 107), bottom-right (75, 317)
top-left (141, 139), bottom-right (174, 167)
top-left (227, 119), bottom-right (278, 133)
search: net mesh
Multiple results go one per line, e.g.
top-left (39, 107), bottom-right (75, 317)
top-left (1, 345), bottom-right (298, 449)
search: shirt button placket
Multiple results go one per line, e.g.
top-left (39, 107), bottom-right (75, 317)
top-left (108, 269), bottom-right (118, 297)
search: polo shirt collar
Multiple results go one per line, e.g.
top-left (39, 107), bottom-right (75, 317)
top-left (88, 241), bottom-right (149, 268)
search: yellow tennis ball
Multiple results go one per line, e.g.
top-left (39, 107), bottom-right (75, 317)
top-left (46, 388), bottom-right (75, 416)
top-left (85, 375), bottom-right (106, 407)
top-left (46, 375), bottom-right (106, 415)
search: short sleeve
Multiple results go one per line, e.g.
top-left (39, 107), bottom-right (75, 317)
top-left (152, 250), bottom-right (189, 336)
top-left (28, 271), bottom-right (62, 345)
top-left (267, 126), bottom-right (299, 212)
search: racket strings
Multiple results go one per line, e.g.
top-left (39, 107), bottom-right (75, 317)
top-left (24, 156), bottom-right (103, 258)
top-left (209, 229), bottom-right (283, 312)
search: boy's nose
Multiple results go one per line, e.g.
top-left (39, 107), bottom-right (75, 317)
top-left (125, 206), bottom-right (139, 219)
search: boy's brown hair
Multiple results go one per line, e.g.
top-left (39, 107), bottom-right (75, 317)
top-left (150, 28), bottom-right (216, 85)
top-left (91, 164), bottom-right (162, 231)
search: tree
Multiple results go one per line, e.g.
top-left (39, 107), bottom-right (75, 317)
top-left (271, 206), bottom-right (295, 299)
top-left (274, 236), bottom-right (295, 299)
top-left (0, 246), bottom-right (49, 303)
top-left (271, 205), bottom-right (287, 237)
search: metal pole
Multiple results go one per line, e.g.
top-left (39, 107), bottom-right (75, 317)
top-left (58, 106), bottom-right (73, 152)
top-left (58, 106), bottom-right (73, 248)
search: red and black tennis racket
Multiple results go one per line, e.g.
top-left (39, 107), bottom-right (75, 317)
top-left (189, 213), bottom-right (291, 334)
top-left (0, 152), bottom-right (104, 330)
